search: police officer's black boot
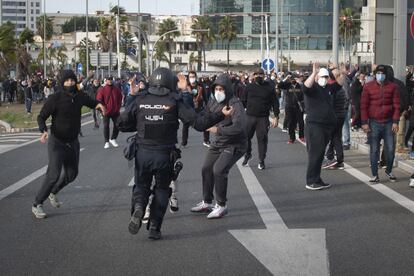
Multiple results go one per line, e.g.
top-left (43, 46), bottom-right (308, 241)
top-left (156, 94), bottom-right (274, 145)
top-left (128, 204), bottom-right (144, 235)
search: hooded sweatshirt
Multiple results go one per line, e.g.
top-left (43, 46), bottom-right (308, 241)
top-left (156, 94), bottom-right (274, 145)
top-left (207, 74), bottom-right (247, 149)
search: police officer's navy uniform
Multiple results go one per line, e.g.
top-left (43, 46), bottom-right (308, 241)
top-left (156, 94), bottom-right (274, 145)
top-left (118, 68), bottom-right (226, 239)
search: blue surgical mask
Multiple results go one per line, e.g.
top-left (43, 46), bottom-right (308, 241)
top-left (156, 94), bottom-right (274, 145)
top-left (376, 73), bottom-right (385, 83)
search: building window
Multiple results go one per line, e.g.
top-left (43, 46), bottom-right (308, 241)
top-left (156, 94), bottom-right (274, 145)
top-left (36, 9), bottom-right (40, 14)
top-left (31, 24), bottom-right (34, 28)
top-left (31, 2), bottom-right (34, 7)
top-left (36, 2), bottom-right (40, 7)
top-left (31, 17), bottom-right (34, 21)
top-left (31, 10), bottom-right (34, 14)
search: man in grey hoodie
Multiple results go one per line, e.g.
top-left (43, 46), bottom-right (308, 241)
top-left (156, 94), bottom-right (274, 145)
top-left (190, 73), bottom-right (247, 219)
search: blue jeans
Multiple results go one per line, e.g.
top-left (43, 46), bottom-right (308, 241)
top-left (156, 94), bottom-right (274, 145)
top-left (25, 98), bottom-right (32, 113)
top-left (342, 104), bottom-right (351, 146)
top-left (369, 120), bottom-right (395, 176)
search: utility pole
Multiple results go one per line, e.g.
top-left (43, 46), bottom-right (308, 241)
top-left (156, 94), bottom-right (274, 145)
top-left (43, 0), bottom-right (47, 79)
top-left (86, 0), bottom-right (89, 76)
top-left (260, 0), bottom-right (264, 61)
top-left (116, 0), bottom-right (121, 78)
top-left (275, 0), bottom-right (279, 73)
top-left (287, 8), bottom-right (291, 71)
top-left (333, 0), bottom-right (339, 65)
top-left (137, 0), bottom-right (142, 73)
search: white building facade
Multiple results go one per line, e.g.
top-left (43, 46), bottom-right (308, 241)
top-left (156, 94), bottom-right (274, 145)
top-left (0, 0), bottom-right (42, 34)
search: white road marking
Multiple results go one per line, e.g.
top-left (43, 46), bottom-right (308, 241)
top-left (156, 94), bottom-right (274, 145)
top-left (0, 148), bottom-right (85, 201)
top-left (0, 120), bottom-right (93, 155)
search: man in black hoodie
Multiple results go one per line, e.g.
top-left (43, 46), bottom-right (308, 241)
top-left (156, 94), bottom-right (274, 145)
top-left (241, 68), bottom-right (279, 170)
top-left (190, 73), bottom-right (247, 219)
top-left (32, 70), bottom-right (106, 219)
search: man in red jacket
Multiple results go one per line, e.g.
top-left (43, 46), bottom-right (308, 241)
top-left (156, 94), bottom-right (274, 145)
top-left (97, 76), bottom-right (123, 149)
top-left (361, 65), bottom-right (400, 183)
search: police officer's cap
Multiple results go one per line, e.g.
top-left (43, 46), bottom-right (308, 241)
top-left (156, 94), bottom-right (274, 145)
top-left (149, 67), bottom-right (174, 91)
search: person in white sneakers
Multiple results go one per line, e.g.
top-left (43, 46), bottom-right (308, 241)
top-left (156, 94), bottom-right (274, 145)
top-left (32, 70), bottom-right (106, 218)
top-left (409, 174), bottom-right (414, 188)
top-left (96, 76), bottom-right (123, 149)
top-left (190, 73), bottom-right (247, 219)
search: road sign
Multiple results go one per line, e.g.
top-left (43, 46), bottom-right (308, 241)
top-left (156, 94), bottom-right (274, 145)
top-left (261, 58), bottom-right (275, 72)
top-left (90, 51), bottom-right (118, 67)
top-left (77, 63), bottom-right (83, 73)
top-left (410, 12), bottom-right (414, 39)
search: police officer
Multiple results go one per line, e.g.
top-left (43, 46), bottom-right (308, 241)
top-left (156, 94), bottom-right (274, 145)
top-left (117, 68), bottom-right (233, 240)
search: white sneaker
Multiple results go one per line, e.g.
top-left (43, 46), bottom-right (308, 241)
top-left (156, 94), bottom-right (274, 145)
top-left (142, 204), bottom-right (151, 224)
top-left (109, 139), bottom-right (119, 147)
top-left (104, 142), bottom-right (110, 149)
top-left (207, 204), bottom-right (228, 219)
top-left (409, 178), bottom-right (414, 188)
top-left (190, 201), bottom-right (214, 213)
top-left (32, 204), bottom-right (46, 219)
top-left (48, 193), bottom-right (61, 208)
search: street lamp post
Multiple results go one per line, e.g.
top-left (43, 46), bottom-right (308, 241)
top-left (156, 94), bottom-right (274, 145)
top-left (137, 0), bottom-right (141, 72)
top-left (43, 0), bottom-right (47, 79)
top-left (116, 0), bottom-right (121, 78)
top-left (86, 0), bottom-right (89, 76)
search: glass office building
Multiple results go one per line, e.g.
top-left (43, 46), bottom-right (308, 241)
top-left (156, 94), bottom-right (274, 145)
top-left (200, 0), bottom-right (363, 51)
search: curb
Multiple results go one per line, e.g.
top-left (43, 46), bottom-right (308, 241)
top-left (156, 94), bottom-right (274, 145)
top-left (1, 112), bottom-right (92, 134)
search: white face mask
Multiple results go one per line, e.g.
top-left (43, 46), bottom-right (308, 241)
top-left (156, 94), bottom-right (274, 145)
top-left (318, 77), bottom-right (328, 87)
top-left (189, 77), bottom-right (196, 84)
top-left (214, 91), bottom-right (226, 103)
top-left (271, 76), bottom-right (276, 80)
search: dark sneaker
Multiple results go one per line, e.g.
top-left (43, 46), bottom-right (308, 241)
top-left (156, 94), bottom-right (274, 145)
top-left (148, 229), bottom-right (162, 240)
top-left (369, 175), bottom-right (380, 183)
top-left (319, 182), bottom-right (331, 189)
top-left (343, 144), bottom-right (350, 150)
top-left (305, 183), bottom-right (324, 191)
top-left (385, 172), bottom-right (397, 182)
top-left (128, 207), bottom-right (143, 235)
top-left (378, 161), bottom-right (387, 169)
top-left (203, 141), bottom-right (211, 148)
top-left (322, 159), bottom-right (337, 169)
top-left (258, 161), bottom-right (265, 170)
top-left (332, 162), bottom-right (345, 170)
top-left (242, 154), bottom-right (252, 167)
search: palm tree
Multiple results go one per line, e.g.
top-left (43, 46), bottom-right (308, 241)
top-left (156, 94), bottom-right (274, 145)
top-left (188, 52), bottom-right (200, 71)
top-left (156, 18), bottom-right (180, 69)
top-left (98, 5), bottom-right (128, 53)
top-left (0, 22), bottom-right (17, 77)
top-left (219, 16), bottom-right (237, 71)
top-left (339, 8), bottom-right (362, 62)
top-left (36, 15), bottom-right (53, 40)
top-left (55, 45), bottom-right (68, 69)
top-left (191, 16), bottom-right (215, 71)
top-left (153, 42), bottom-right (169, 67)
top-left (17, 28), bottom-right (34, 79)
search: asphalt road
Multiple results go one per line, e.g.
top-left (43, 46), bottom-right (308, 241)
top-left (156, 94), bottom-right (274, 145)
top-left (1, 120), bottom-right (414, 276)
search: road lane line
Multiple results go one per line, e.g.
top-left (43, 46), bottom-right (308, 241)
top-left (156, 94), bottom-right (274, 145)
top-left (0, 120), bottom-right (93, 155)
top-left (0, 148), bottom-right (85, 201)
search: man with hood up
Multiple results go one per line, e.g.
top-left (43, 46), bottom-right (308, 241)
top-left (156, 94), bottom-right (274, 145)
top-left (190, 73), bottom-right (247, 219)
top-left (32, 70), bottom-right (106, 219)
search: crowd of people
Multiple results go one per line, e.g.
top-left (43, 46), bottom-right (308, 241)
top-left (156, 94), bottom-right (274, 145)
top-left (28, 62), bottom-right (414, 240)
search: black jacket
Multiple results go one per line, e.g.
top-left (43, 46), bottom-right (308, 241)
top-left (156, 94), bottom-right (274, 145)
top-left (117, 88), bottom-right (225, 150)
top-left (278, 81), bottom-right (304, 110)
top-left (209, 74), bottom-right (247, 148)
top-left (303, 82), bottom-right (342, 127)
top-left (241, 81), bottom-right (279, 117)
top-left (37, 88), bottom-right (97, 142)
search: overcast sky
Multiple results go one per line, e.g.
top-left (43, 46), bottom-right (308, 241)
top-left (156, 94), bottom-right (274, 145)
top-left (45, 0), bottom-right (199, 15)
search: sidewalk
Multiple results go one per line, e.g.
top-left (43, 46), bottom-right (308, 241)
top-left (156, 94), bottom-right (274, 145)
top-left (278, 110), bottom-right (414, 175)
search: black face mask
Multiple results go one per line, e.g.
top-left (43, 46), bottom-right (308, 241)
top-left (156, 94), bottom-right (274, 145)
top-left (291, 80), bottom-right (297, 85)
top-left (63, 85), bottom-right (77, 95)
top-left (256, 77), bottom-right (264, 84)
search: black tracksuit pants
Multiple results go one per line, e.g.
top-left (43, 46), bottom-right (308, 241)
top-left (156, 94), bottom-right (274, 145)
top-left (246, 115), bottom-right (270, 162)
top-left (103, 114), bottom-right (119, 142)
top-left (287, 106), bottom-right (304, 141)
top-left (132, 147), bottom-right (173, 231)
top-left (34, 135), bottom-right (80, 206)
top-left (201, 146), bottom-right (245, 206)
top-left (305, 123), bottom-right (334, 184)
top-left (326, 118), bottom-right (345, 163)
